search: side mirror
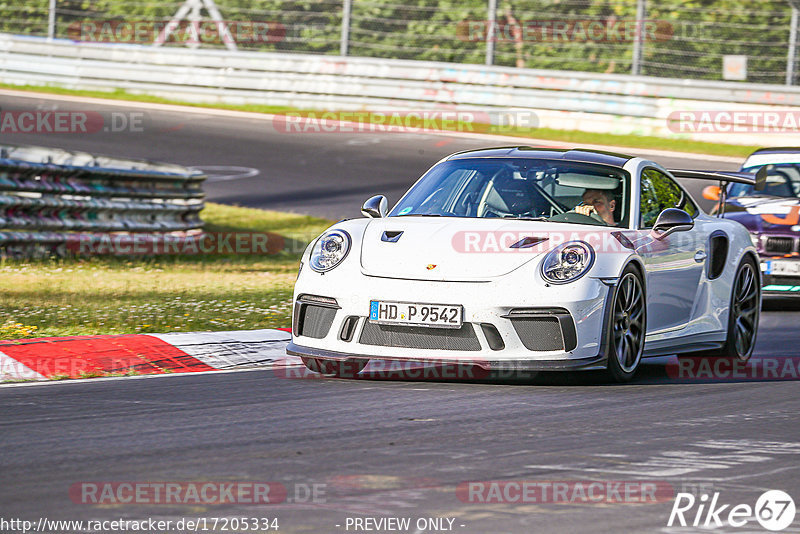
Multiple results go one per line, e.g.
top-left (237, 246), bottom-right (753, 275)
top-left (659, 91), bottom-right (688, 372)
top-left (702, 185), bottom-right (721, 201)
top-left (361, 195), bottom-right (388, 218)
top-left (653, 208), bottom-right (694, 239)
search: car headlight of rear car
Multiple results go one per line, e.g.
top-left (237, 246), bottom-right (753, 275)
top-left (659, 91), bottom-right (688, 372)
top-left (310, 229), bottom-right (351, 272)
top-left (541, 241), bottom-right (595, 284)
top-left (750, 233), bottom-right (760, 247)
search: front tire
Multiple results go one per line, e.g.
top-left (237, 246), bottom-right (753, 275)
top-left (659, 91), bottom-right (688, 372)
top-left (606, 267), bottom-right (647, 383)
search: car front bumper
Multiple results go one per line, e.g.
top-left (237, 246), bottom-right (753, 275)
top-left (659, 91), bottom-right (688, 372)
top-left (288, 271), bottom-right (615, 371)
top-left (286, 341), bottom-right (607, 372)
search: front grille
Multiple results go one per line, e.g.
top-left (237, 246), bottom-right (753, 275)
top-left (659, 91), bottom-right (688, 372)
top-left (765, 237), bottom-right (795, 254)
top-left (298, 304), bottom-right (337, 339)
top-left (359, 322), bottom-right (481, 351)
top-left (511, 317), bottom-right (565, 351)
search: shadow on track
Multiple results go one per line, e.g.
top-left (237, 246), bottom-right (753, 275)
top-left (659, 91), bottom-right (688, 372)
top-left (762, 296), bottom-right (800, 311)
top-left (296, 352), bottom-right (800, 387)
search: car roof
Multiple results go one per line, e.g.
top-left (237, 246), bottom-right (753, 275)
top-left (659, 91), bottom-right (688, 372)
top-left (742, 147), bottom-right (800, 169)
top-left (445, 146), bottom-right (634, 167)
top-left (748, 147), bottom-right (800, 155)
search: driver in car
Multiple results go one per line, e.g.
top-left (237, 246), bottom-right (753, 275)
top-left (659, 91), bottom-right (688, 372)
top-left (575, 189), bottom-right (617, 226)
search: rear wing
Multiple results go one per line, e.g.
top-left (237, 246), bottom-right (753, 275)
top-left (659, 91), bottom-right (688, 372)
top-left (667, 167), bottom-right (767, 217)
top-left (667, 168), bottom-right (767, 191)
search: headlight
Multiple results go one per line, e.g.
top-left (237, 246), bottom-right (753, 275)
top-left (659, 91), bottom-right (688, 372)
top-left (541, 241), bottom-right (595, 284)
top-left (750, 233), bottom-right (760, 247)
top-left (310, 229), bottom-right (351, 272)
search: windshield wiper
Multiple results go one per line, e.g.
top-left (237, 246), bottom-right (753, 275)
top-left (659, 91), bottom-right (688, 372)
top-left (395, 213), bottom-right (442, 217)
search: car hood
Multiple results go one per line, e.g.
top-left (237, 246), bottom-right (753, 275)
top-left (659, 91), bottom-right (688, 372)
top-left (724, 196), bottom-right (800, 233)
top-left (359, 217), bottom-right (613, 281)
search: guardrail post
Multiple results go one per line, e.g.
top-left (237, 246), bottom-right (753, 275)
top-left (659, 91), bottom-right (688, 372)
top-left (485, 0), bottom-right (497, 66)
top-left (788, 2), bottom-right (799, 85)
top-left (47, 0), bottom-right (56, 40)
top-left (340, 0), bottom-right (352, 56)
top-left (631, 0), bottom-right (646, 75)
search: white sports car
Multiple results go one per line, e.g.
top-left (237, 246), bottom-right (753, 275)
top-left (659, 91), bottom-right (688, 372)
top-left (288, 148), bottom-right (765, 381)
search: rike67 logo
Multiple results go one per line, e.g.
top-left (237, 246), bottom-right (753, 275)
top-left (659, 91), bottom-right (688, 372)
top-left (668, 490), bottom-right (796, 531)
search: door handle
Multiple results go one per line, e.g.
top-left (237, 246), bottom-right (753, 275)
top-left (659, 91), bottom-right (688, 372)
top-left (694, 250), bottom-right (707, 263)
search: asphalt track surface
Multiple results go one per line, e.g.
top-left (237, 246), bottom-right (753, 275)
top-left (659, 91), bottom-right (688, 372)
top-left (1, 92), bottom-right (800, 533)
top-left (0, 92), bottom-right (739, 218)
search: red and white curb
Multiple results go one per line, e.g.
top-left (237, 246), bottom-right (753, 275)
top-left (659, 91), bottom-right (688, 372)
top-left (0, 328), bottom-right (296, 382)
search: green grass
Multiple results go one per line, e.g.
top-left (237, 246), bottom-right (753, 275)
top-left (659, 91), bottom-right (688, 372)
top-left (0, 203), bottom-right (332, 339)
top-left (1, 83), bottom-right (759, 158)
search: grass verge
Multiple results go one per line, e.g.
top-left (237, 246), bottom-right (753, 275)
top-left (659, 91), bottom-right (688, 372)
top-left (0, 83), bottom-right (758, 158)
top-left (0, 203), bottom-right (332, 339)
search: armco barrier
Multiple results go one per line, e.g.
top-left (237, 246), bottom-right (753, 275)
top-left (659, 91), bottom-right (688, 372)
top-left (0, 143), bottom-right (205, 256)
top-left (1, 34), bottom-right (800, 145)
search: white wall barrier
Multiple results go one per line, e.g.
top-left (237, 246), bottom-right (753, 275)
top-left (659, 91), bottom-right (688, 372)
top-left (1, 34), bottom-right (800, 146)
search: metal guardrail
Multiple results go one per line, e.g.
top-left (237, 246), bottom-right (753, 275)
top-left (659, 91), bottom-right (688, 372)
top-left (4, 34), bottom-right (800, 106)
top-left (1, 34), bottom-right (800, 143)
top-left (0, 144), bottom-right (205, 257)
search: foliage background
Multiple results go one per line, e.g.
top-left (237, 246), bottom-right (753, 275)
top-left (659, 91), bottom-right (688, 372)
top-left (2, 0), bottom-right (797, 83)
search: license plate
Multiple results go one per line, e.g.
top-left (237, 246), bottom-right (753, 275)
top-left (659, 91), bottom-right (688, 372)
top-left (369, 300), bottom-right (463, 328)
top-left (765, 260), bottom-right (800, 276)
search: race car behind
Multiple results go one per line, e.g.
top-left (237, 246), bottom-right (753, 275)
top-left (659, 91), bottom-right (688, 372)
top-left (703, 147), bottom-right (800, 295)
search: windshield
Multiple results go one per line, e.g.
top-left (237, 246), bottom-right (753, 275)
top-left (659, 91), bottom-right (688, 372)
top-left (735, 163), bottom-right (800, 198)
top-left (389, 158), bottom-right (629, 227)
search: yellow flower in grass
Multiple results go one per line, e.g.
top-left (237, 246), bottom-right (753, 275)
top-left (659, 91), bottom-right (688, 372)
top-left (0, 320), bottom-right (40, 339)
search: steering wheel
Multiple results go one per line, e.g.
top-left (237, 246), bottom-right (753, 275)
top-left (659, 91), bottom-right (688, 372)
top-left (549, 210), bottom-right (609, 226)
top-left (770, 170), bottom-right (796, 196)
top-left (480, 205), bottom-right (513, 218)
top-left (419, 187), bottom-right (444, 208)
top-left (418, 187), bottom-right (457, 215)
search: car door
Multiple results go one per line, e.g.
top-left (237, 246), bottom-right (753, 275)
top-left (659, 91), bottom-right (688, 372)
top-left (637, 168), bottom-right (707, 332)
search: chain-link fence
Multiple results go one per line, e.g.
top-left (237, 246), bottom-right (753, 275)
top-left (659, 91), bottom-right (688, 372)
top-left (3, 0), bottom-right (799, 85)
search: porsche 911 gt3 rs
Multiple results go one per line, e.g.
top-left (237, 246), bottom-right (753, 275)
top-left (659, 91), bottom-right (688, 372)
top-left (288, 147), bottom-right (764, 382)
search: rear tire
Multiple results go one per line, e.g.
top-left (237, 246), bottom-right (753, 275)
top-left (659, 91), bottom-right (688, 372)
top-left (705, 256), bottom-right (760, 361)
top-left (605, 267), bottom-right (647, 383)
